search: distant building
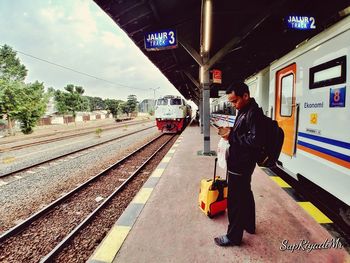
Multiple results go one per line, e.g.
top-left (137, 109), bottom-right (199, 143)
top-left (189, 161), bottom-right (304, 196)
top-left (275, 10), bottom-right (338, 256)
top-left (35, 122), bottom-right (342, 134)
top-left (139, 99), bottom-right (155, 113)
top-left (45, 97), bottom-right (57, 116)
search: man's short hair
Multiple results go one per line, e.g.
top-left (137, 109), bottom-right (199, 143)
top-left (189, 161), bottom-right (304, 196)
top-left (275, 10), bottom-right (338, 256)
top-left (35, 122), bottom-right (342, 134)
top-left (226, 81), bottom-right (250, 97)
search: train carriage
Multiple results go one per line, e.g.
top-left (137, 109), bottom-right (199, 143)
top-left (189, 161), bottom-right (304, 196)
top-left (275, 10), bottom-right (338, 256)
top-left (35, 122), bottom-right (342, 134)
top-left (269, 15), bottom-right (350, 207)
top-left (211, 15), bottom-right (350, 211)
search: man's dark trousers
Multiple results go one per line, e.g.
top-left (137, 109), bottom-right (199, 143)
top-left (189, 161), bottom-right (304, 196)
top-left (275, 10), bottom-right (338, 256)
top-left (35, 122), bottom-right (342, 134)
top-left (226, 166), bottom-right (256, 244)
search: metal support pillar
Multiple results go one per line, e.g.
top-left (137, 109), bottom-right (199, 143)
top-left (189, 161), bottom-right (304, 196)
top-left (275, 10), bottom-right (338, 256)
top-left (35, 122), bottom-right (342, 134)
top-left (202, 69), bottom-right (211, 153)
top-left (199, 90), bottom-right (203, 134)
top-left (196, 0), bottom-right (215, 155)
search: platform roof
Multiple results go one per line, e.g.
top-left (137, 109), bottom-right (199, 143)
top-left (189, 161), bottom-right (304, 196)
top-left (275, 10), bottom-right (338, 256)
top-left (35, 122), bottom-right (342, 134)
top-left (93, 0), bottom-right (349, 105)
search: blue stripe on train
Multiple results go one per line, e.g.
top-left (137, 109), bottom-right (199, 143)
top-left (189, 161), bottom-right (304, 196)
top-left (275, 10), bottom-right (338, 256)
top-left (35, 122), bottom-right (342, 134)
top-left (298, 132), bottom-right (350, 150)
top-left (297, 140), bottom-right (350, 163)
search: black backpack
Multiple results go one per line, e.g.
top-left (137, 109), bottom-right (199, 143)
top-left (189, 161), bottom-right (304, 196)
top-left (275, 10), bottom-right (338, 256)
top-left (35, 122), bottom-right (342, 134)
top-left (256, 112), bottom-right (285, 168)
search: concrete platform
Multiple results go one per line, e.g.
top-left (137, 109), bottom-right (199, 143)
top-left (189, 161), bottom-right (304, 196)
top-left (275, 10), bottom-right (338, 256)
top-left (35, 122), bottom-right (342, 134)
top-left (90, 125), bottom-right (350, 263)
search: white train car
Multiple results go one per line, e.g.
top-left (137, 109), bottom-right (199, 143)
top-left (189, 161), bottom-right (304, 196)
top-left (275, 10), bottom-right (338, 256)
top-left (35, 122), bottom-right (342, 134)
top-left (269, 16), bottom-right (350, 207)
top-left (211, 15), bottom-right (350, 208)
top-left (155, 95), bottom-right (190, 133)
top-left (245, 67), bottom-right (270, 116)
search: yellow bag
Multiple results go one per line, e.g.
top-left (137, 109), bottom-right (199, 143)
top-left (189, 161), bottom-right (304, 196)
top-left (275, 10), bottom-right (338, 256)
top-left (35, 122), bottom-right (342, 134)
top-left (198, 158), bottom-right (228, 218)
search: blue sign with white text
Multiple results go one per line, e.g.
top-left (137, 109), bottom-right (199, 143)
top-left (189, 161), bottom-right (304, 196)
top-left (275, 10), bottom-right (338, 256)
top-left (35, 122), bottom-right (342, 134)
top-left (144, 29), bottom-right (177, 51)
top-left (286, 16), bottom-right (316, 30)
top-left (330, 87), bottom-right (346, 107)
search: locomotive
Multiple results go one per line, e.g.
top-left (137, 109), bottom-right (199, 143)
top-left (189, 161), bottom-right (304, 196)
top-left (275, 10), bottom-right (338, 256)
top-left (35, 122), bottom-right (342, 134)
top-left (155, 95), bottom-right (192, 133)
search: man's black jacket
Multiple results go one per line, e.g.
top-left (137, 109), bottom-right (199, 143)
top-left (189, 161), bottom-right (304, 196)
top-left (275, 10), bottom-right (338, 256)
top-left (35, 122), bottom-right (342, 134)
top-left (227, 98), bottom-right (265, 175)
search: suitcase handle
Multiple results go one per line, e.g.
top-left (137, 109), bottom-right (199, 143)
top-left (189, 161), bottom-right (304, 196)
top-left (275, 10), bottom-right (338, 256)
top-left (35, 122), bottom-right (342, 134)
top-left (213, 158), bottom-right (217, 182)
top-left (213, 157), bottom-right (228, 183)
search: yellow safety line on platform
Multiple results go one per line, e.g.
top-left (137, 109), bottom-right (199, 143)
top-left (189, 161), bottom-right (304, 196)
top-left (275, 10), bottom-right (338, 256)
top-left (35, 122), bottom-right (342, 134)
top-left (270, 176), bottom-right (291, 188)
top-left (151, 168), bottom-right (165, 177)
top-left (161, 156), bottom-right (171, 163)
top-left (298, 202), bottom-right (333, 224)
top-left (131, 188), bottom-right (153, 204)
top-left (90, 225), bottom-right (131, 263)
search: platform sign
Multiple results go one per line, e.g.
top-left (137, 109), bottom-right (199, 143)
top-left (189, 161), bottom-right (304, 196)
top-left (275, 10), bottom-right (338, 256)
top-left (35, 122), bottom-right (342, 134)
top-left (212, 69), bottom-right (222, 84)
top-left (144, 29), bottom-right (177, 51)
top-left (286, 15), bottom-right (316, 30)
top-left (330, 86), bottom-right (346, 107)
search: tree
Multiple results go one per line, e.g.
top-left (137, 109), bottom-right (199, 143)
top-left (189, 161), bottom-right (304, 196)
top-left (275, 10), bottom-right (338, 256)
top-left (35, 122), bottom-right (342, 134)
top-left (123, 95), bottom-right (138, 116)
top-left (0, 45), bottom-right (28, 134)
top-left (54, 90), bottom-right (69, 116)
top-left (47, 87), bottom-right (56, 96)
top-left (0, 79), bottom-right (24, 134)
top-left (16, 81), bottom-right (48, 134)
top-left (0, 44), bottom-right (27, 81)
top-left (79, 96), bottom-right (91, 112)
top-left (54, 84), bottom-right (85, 125)
top-left (85, 96), bottom-right (105, 111)
top-left (105, 98), bottom-right (120, 118)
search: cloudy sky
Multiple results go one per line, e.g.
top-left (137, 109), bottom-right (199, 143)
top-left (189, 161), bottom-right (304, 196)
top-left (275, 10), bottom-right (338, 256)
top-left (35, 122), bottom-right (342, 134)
top-left (0, 0), bottom-right (182, 102)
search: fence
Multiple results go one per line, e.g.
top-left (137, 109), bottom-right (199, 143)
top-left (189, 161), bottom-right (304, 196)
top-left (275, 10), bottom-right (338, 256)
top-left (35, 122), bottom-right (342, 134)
top-left (37, 117), bottom-right (52, 126)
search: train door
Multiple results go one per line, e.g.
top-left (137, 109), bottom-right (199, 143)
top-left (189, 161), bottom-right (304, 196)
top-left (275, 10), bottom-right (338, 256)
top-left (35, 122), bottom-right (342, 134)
top-left (275, 63), bottom-right (297, 157)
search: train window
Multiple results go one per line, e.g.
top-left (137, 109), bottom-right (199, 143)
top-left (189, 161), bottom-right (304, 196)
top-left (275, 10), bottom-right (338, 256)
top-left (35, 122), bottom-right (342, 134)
top-left (170, 98), bottom-right (182, 105)
top-left (309, 56), bottom-right (346, 89)
top-left (157, 99), bottom-right (168, 105)
top-left (280, 73), bottom-right (294, 117)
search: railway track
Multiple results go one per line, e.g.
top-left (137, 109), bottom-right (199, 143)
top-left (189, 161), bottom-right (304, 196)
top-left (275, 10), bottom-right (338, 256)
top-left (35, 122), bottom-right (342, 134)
top-left (0, 133), bottom-right (176, 263)
top-left (0, 119), bottom-right (153, 153)
top-left (0, 125), bottom-right (156, 178)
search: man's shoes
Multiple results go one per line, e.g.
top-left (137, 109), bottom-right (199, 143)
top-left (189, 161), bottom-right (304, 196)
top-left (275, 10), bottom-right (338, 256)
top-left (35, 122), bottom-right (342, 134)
top-left (214, 235), bottom-right (240, 247)
top-left (245, 228), bottom-right (255, 234)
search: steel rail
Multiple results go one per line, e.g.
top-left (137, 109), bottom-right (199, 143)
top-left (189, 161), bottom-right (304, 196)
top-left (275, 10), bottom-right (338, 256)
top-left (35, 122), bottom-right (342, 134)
top-left (0, 133), bottom-right (166, 243)
top-left (0, 118), bottom-right (146, 146)
top-left (0, 125), bottom-right (156, 178)
top-left (0, 120), bottom-right (153, 152)
top-left (40, 134), bottom-right (175, 262)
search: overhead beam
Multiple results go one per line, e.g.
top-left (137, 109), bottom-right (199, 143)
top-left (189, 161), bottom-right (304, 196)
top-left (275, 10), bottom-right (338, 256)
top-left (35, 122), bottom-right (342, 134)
top-left (179, 40), bottom-right (203, 67)
top-left (205, 0), bottom-right (285, 71)
top-left (128, 24), bottom-right (152, 36)
top-left (111, 1), bottom-right (146, 20)
top-left (161, 63), bottom-right (177, 72)
top-left (171, 50), bottom-right (200, 100)
top-left (148, 0), bottom-right (161, 22)
top-left (183, 70), bottom-right (200, 90)
top-left (185, 83), bottom-right (199, 99)
top-left (120, 10), bottom-right (152, 27)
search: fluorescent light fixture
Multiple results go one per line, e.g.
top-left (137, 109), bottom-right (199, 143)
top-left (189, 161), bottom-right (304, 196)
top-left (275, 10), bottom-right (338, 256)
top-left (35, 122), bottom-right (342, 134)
top-left (203, 0), bottom-right (212, 52)
top-left (200, 67), bottom-right (204, 83)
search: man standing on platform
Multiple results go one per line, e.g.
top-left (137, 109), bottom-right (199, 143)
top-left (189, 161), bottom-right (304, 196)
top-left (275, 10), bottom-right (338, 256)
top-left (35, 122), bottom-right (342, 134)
top-left (215, 82), bottom-right (264, 246)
